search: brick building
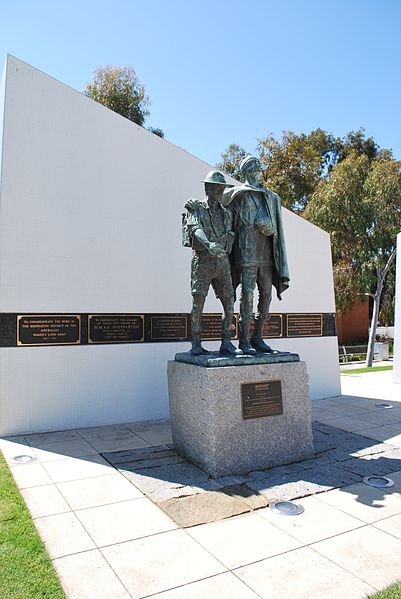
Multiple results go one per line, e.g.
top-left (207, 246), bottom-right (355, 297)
top-left (337, 299), bottom-right (369, 344)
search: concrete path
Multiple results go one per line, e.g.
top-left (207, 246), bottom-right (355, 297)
top-left (1, 370), bottom-right (401, 599)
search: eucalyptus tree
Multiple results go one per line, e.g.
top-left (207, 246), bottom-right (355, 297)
top-left (305, 154), bottom-right (401, 366)
top-left (85, 65), bottom-right (164, 136)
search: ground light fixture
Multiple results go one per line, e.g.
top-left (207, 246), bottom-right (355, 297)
top-left (12, 454), bottom-right (36, 464)
top-left (363, 475), bottom-right (394, 488)
top-left (269, 500), bottom-right (304, 516)
top-left (375, 403), bottom-right (393, 409)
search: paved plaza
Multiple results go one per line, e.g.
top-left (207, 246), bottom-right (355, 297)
top-left (1, 369), bottom-right (401, 598)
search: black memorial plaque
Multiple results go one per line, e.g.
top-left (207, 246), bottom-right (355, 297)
top-left (150, 316), bottom-right (188, 341)
top-left (88, 315), bottom-right (144, 343)
top-left (0, 311), bottom-right (337, 348)
top-left (201, 314), bottom-right (238, 340)
top-left (241, 380), bottom-right (283, 419)
top-left (17, 315), bottom-right (80, 346)
top-left (287, 313), bottom-right (323, 337)
top-left (262, 314), bottom-right (283, 338)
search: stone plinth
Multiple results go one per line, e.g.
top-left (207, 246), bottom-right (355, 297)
top-left (168, 360), bottom-right (314, 478)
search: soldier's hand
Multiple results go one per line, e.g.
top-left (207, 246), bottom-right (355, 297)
top-left (255, 219), bottom-right (275, 236)
top-left (208, 242), bottom-right (226, 257)
top-left (185, 198), bottom-right (204, 212)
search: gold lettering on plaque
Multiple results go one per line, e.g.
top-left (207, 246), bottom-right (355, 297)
top-left (241, 380), bottom-right (283, 419)
top-left (88, 315), bottom-right (144, 343)
top-left (150, 316), bottom-right (188, 340)
top-left (17, 315), bottom-right (81, 346)
top-left (287, 314), bottom-right (323, 337)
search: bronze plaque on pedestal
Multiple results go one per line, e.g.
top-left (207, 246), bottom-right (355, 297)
top-left (201, 314), bottom-right (238, 340)
top-left (88, 315), bottom-right (144, 343)
top-left (287, 314), bottom-right (323, 337)
top-left (17, 315), bottom-right (80, 346)
top-left (241, 380), bottom-right (283, 419)
top-left (150, 316), bottom-right (188, 340)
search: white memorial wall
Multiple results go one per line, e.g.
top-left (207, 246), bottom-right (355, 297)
top-left (0, 56), bottom-right (341, 435)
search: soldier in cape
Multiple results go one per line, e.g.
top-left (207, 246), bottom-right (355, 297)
top-left (222, 155), bottom-right (290, 355)
top-left (183, 171), bottom-right (242, 356)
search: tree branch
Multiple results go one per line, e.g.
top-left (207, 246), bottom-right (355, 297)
top-left (381, 249), bottom-right (396, 280)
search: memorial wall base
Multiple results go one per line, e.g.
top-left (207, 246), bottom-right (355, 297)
top-left (168, 360), bottom-right (314, 478)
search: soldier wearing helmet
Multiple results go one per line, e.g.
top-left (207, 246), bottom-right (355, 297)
top-left (183, 171), bottom-right (242, 356)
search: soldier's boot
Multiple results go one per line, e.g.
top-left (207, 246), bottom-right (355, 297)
top-left (191, 334), bottom-right (206, 356)
top-left (190, 305), bottom-right (209, 355)
top-left (219, 301), bottom-right (242, 356)
top-left (250, 317), bottom-right (277, 354)
top-left (220, 339), bottom-right (242, 355)
top-left (238, 322), bottom-right (257, 355)
top-left (220, 321), bottom-right (243, 356)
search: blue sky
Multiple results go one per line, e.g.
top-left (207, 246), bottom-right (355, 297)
top-left (1, 0), bottom-right (400, 164)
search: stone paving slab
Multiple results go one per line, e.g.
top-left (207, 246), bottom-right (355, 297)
top-left (315, 482), bottom-right (401, 523)
top-left (158, 490), bottom-right (252, 527)
top-left (102, 446), bottom-right (177, 465)
top-left (53, 549), bottom-right (132, 599)
top-left (100, 529), bottom-right (226, 597)
top-left (235, 545), bottom-right (375, 599)
top-left (187, 512), bottom-right (302, 569)
top-left (144, 571), bottom-right (259, 599)
top-left (312, 526), bottom-right (401, 589)
top-left (100, 421), bottom-right (401, 527)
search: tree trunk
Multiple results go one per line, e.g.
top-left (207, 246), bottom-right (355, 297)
top-left (366, 292), bottom-right (380, 367)
top-left (365, 250), bottom-right (396, 367)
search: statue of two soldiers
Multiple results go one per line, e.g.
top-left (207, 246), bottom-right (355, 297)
top-left (183, 155), bottom-right (290, 356)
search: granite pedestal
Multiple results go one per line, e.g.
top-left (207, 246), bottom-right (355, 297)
top-left (168, 359), bottom-right (314, 478)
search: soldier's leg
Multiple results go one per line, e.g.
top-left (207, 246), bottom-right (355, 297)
top-left (239, 266), bottom-right (258, 355)
top-left (251, 265), bottom-right (277, 353)
top-left (190, 293), bottom-right (207, 355)
top-left (190, 255), bottom-right (211, 355)
top-left (219, 293), bottom-right (242, 355)
top-left (212, 257), bottom-right (242, 356)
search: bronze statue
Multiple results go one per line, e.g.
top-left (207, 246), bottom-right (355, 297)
top-left (223, 155), bottom-right (290, 355)
top-left (183, 171), bottom-right (242, 356)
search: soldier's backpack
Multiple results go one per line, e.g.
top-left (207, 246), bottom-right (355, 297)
top-left (181, 212), bottom-right (192, 248)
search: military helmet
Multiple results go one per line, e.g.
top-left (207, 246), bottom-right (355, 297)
top-left (201, 170), bottom-right (234, 187)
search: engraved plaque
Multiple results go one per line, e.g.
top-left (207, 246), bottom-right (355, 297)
top-left (88, 315), bottom-right (144, 343)
top-left (17, 315), bottom-right (80, 346)
top-left (201, 314), bottom-right (238, 340)
top-left (262, 314), bottom-right (283, 338)
top-left (287, 314), bottom-right (323, 337)
top-left (151, 316), bottom-right (187, 340)
top-left (241, 380), bottom-right (283, 419)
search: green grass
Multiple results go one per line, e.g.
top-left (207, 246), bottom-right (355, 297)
top-left (341, 365), bottom-right (393, 374)
top-left (367, 582), bottom-right (401, 598)
top-left (0, 451), bottom-right (65, 599)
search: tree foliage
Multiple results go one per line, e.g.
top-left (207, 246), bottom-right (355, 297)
top-left (84, 65), bottom-right (164, 137)
top-left (257, 129), bottom-right (338, 211)
top-left (379, 266), bottom-right (396, 326)
top-left (304, 153), bottom-right (372, 311)
top-left (218, 128), bottom-right (387, 212)
top-left (147, 126), bottom-right (165, 138)
top-left (305, 153), bottom-right (401, 349)
top-left (85, 65), bottom-right (150, 126)
top-left (216, 143), bottom-right (248, 182)
top-left (336, 129), bottom-right (379, 163)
